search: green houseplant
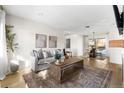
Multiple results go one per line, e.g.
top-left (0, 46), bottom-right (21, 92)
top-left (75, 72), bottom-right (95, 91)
top-left (55, 50), bottom-right (62, 65)
top-left (6, 25), bottom-right (18, 53)
top-left (1, 5), bottom-right (19, 73)
top-left (0, 5), bottom-right (18, 52)
top-left (6, 25), bottom-right (19, 73)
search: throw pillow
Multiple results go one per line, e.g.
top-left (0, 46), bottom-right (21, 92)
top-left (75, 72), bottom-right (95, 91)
top-left (38, 49), bottom-right (44, 59)
top-left (46, 51), bottom-right (54, 58)
top-left (33, 50), bottom-right (39, 59)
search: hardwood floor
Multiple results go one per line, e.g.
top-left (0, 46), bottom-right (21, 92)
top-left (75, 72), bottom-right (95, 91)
top-left (0, 69), bottom-right (31, 88)
top-left (0, 57), bottom-right (123, 88)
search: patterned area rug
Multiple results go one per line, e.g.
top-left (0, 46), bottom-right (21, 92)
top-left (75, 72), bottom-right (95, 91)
top-left (23, 66), bottom-right (112, 88)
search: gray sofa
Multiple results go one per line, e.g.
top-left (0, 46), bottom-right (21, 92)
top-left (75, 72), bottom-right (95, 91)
top-left (31, 49), bottom-right (56, 72)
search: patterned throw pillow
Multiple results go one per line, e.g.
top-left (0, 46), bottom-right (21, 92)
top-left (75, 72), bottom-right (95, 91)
top-left (46, 51), bottom-right (54, 58)
top-left (38, 49), bottom-right (44, 59)
top-left (33, 49), bottom-right (44, 60)
top-left (33, 50), bottom-right (39, 58)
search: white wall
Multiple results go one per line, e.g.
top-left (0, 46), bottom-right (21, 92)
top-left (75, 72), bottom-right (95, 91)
top-left (108, 26), bottom-right (123, 64)
top-left (83, 35), bottom-right (89, 54)
top-left (77, 35), bottom-right (84, 56)
top-left (6, 15), bottom-right (65, 69)
top-left (65, 34), bottom-right (83, 56)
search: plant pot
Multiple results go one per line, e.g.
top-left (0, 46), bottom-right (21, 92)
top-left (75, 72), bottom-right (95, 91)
top-left (55, 59), bottom-right (60, 65)
top-left (10, 60), bottom-right (19, 73)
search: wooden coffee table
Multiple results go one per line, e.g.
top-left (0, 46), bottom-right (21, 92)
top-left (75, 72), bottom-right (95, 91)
top-left (49, 57), bottom-right (84, 83)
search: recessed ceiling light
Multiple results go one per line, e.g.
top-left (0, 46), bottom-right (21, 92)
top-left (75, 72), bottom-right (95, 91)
top-left (85, 26), bottom-right (90, 28)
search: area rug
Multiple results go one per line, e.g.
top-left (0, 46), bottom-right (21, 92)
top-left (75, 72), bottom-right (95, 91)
top-left (23, 66), bottom-right (112, 88)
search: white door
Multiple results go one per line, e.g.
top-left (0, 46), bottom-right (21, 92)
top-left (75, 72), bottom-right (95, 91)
top-left (83, 35), bottom-right (88, 56)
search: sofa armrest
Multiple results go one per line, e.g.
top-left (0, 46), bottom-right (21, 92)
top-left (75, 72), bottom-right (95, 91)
top-left (30, 56), bottom-right (36, 71)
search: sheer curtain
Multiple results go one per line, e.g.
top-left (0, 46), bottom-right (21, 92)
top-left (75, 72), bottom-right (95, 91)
top-left (0, 10), bottom-right (8, 80)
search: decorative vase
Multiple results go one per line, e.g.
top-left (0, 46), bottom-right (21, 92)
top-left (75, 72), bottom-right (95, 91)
top-left (10, 61), bottom-right (19, 73)
top-left (8, 51), bottom-right (19, 73)
top-left (61, 58), bottom-right (64, 62)
top-left (55, 59), bottom-right (60, 65)
top-left (7, 51), bottom-right (15, 73)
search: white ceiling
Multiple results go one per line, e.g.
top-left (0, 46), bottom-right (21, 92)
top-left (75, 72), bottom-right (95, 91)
top-left (3, 5), bottom-right (120, 32)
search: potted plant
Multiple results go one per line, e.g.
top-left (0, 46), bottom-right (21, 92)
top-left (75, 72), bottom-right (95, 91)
top-left (6, 25), bottom-right (19, 73)
top-left (55, 50), bottom-right (61, 64)
top-left (6, 25), bottom-right (18, 53)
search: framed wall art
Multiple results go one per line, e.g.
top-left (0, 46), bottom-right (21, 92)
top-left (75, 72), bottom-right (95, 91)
top-left (35, 34), bottom-right (47, 48)
top-left (66, 39), bottom-right (71, 48)
top-left (49, 36), bottom-right (57, 48)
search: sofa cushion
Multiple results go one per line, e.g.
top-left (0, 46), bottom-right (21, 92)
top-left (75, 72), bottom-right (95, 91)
top-left (46, 57), bottom-right (56, 63)
top-left (33, 49), bottom-right (44, 60)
